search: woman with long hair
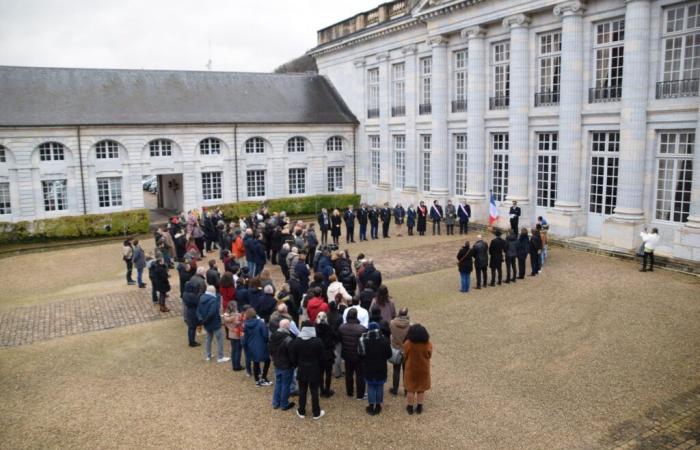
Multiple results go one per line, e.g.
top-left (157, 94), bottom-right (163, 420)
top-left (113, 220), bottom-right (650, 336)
top-left (403, 324), bottom-right (432, 415)
top-left (220, 271), bottom-right (236, 313)
top-left (369, 285), bottom-right (396, 323)
top-left (314, 312), bottom-right (336, 398)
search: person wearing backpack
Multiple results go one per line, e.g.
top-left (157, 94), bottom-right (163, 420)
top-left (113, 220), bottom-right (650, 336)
top-left (359, 322), bottom-right (392, 415)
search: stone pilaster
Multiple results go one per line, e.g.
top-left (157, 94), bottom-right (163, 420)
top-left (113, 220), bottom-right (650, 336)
top-left (462, 26), bottom-right (487, 219)
top-left (377, 51), bottom-right (391, 192)
top-left (353, 57), bottom-right (368, 189)
top-left (428, 35), bottom-right (449, 197)
top-left (550, 1), bottom-right (586, 236)
top-left (603, 0), bottom-right (651, 250)
top-left (503, 14), bottom-right (531, 205)
top-left (403, 44), bottom-right (418, 193)
top-left (674, 107), bottom-right (700, 261)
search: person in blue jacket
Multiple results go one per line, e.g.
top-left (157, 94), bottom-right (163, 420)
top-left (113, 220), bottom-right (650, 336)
top-left (242, 307), bottom-right (272, 387)
top-left (406, 204), bottom-right (417, 236)
top-left (197, 286), bottom-right (229, 363)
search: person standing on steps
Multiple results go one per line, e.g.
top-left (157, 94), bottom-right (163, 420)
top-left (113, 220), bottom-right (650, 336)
top-left (430, 200), bottom-right (443, 235)
top-left (640, 227), bottom-right (660, 272)
top-left (509, 200), bottom-right (521, 234)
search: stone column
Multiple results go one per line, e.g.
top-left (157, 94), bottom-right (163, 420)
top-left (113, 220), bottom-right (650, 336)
top-left (377, 51), bottom-right (392, 192)
top-left (613, 0), bottom-right (651, 221)
top-left (503, 14), bottom-right (531, 204)
top-left (428, 35), bottom-right (449, 197)
top-left (403, 44), bottom-right (418, 193)
top-left (603, 0), bottom-right (651, 249)
top-left (462, 26), bottom-right (487, 215)
top-left (550, 1), bottom-right (586, 236)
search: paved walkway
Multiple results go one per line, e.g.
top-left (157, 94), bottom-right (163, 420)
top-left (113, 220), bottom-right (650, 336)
top-left (0, 240), bottom-right (460, 348)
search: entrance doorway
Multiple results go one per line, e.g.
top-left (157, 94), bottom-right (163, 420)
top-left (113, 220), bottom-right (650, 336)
top-left (142, 173), bottom-right (183, 227)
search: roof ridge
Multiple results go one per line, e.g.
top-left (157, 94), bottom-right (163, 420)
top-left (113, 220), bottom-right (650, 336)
top-left (0, 65), bottom-right (318, 77)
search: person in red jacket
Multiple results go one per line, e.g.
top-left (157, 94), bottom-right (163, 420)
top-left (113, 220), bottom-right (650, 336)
top-left (306, 287), bottom-right (329, 324)
top-left (220, 271), bottom-right (236, 313)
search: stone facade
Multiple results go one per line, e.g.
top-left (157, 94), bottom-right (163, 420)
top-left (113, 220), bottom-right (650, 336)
top-left (310, 0), bottom-right (700, 261)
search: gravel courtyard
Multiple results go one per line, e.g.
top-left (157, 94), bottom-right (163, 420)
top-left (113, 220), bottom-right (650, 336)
top-left (0, 235), bottom-right (698, 449)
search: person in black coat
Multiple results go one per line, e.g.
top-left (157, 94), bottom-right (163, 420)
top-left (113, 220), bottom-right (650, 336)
top-left (206, 259), bottom-right (220, 292)
top-left (330, 210), bottom-right (342, 245)
top-left (472, 236), bottom-right (489, 289)
top-left (270, 227), bottom-right (283, 266)
top-left (338, 308), bottom-right (367, 399)
top-left (344, 206), bottom-right (356, 243)
top-left (289, 321), bottom-right (326, 419)
top-left (317, 208), bottom-right (330, 245)
top-left (509, 201), bottom-right (521, 234)
top-left (529, 228), bottom-right (542, 276)
top-left (269, 320), bottom-right (296, 411)
top-left (516, 228), bottom-right (530, 279)
top-left (153, 258), bottom-right (171, 312)
top-left (416, 201), bottom-right (428, 236)
top-left (369, 207), bottom-right (379, 240)
top-left (457, 201), bottom-right (471, 234)
top-left (505, 230), bottom-right (519, 283)
top-left (314, 312), bottom-right (336, 398)
top-left (380, 203), bottom-right (392, 238)
top-left (429, 200), bottom-right (443, 235)
top-left (357, 204), bottom-right (369, 241)
top-left (456, 241), bottom-right (473, 293)
top-left (488, 230), bottom-right (506, 286)
top-left (182, 271), bottom-right (206, 346)
top-left (359, 322), bottom-right (392, 415)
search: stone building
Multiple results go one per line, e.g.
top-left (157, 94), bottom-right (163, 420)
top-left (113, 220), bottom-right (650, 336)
top-left (0, 66), bottom-right (357, 221)
top-left (309, 0), bottom-right (700, 260)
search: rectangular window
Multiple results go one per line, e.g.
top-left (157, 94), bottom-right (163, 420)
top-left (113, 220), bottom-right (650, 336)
top-left (393, 135), bottom-right (406, 189)
top-left (0, 182), bottom-right (10, 214)
top-left (391, 63), bottom-right (406, 116)
top-left (367, 68), bottom-right (380, 118)
top-left (369, 135), bottom-right (380, 185)
top-left (536, 31), bottom-right (561, 106)
top-left (96, 141), bottom-right (119, 159)
top-left (659, 2), bottom-right (700, 98)
top-left (655, 131), bottom-right (694, 222)
top-left (453, 49), bottom-right (468, 112)
top-left (327, 166), bottom-right (344, 192)
top-left (492, 133), bottom-right (509, 202)
top-left (201, 171), bottom-right (222, 201)
top-left (288, 168), bottom-right (306, 195)
top-left (455, 134), bottom-right (467, 195)
top-left (421, 134), bottom-right (431, 192)
top-left (592, 18), bottom-right (625, 102)
top-left (536, 133), bottom-right (559, 207)
top-left (419, 57), bottom-right (432, 114)
top-left (589, 132), bottom-right (620, 214)
top-left (42, 179), bottom-right (67, 211)
top-left (492, 42), bottom-right (510, 107)
top-left (246, 170), bottom-right (265, 198)
top-left (97, 177), bottom-right (123, 208)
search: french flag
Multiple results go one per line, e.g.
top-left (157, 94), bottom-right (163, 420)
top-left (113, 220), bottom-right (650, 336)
top-left (488, 193), bottom-right (499, 226)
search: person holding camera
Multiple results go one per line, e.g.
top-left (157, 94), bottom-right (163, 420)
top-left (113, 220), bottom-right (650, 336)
top-left (639, 228), bottom-right (660, 272)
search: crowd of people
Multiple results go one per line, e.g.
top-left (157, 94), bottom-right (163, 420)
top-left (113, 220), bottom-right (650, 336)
top-left (121, 205), bottom-right (436, 419)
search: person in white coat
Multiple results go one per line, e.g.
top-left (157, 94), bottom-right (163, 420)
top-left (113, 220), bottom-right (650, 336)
top-left (326, 274), bottom-right (352, 305)
top-left (640, 228), bottom-right (660, 272)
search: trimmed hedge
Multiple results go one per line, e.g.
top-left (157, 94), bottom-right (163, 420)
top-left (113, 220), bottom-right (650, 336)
top-left (213, 194), bottom-right (362, 219)
top-left (0, 209), bottom-right (150, 244)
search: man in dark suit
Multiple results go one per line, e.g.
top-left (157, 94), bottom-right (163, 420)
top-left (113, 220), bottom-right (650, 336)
top-left (357, 204), bottom-right (369, 241)
top-left (429, 200), bottom-right (444, 235)
top-left (488, 230), bottom-right (506, 286)
top-left (472, 235), bottom-right (489, 289)
top-left (509, 201), bottom-right (521, 234)
top-left (317, 208), bottom-right (330, 245)
top-left (457, 201), bottom-right (471, 234)
top-left (380, 203), bottom-right (392, 238)
top-left (368, 206), bottom-right (379, 240)
top-left (343, 205), bottom-right (356, 243)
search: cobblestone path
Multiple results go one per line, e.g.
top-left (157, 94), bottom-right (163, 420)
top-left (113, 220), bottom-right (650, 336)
top-left (0, 240), bottom-right (461, 348)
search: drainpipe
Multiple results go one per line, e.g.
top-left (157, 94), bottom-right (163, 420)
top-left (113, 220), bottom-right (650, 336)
top-left (352, 124), bottom-right (357, 195)
top-left (233, 124), bottom-right (239, 202)
top-left (77, 126), bottom-right (87, 215)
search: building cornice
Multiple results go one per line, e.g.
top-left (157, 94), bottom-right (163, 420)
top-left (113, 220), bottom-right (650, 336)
top-left (413, 0), bottom-right (485, 20)
top-left (553, 1), bottom-right (586, 17)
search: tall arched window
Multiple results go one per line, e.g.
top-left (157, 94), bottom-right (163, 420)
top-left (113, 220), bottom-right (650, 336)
top-left (199, 137), bottom-right (222, 155)
top-left (38, 142), bottom-right (65, 161)
top-left (287, 136), bottom-right (306, 153)
top-left (326, 136), bottom-right (344, 152)
top-left (245, 137), bottom-right (265, 154)
top-left (95, 140), bottom-right (119, 159)
top-left (149, 139), bottom-right (172, 157)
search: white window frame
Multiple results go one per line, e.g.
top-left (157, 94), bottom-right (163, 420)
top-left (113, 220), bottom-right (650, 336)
top-left (493, 42), bottom-right (510, 99)
top-left (593, 18), bottom-right (625, 91)
top-left (369, 135), bottom-right (381, 185)
top-left (421, 134), bottom-right (431, 192)
top-left (288, 168), bottom-right (306, 195)
top-left (0, 182), bottom-right (11, 214)
top-left (246, 170), bottom-right (265, 198)
top-left (420, 57), bottom-right (432, 107)
top-left (393, 135), bottom-right (406, 189)
top-left (39, 142), bottom-right (65, 161)
top-left (287, 137), bottom-right (306, 153)
top-left (201, 171), bottom-right (223, 201)
top-left (655, 131), bottom-right (695, 223)
top-left (492, 133), bottom-right (509, 202)
top-left (455, 134), bottom-right (467, 196)
top-left (245, 137), bottom-right (265, 154)
top-left (149, 139), bottom-right (172, 157)
top-left (454, 49), bottom-right (468, 102)
top-left (661, 2), bottom-right (700, 82)
top-left (536, 132), bottom-right (559, 208)
top-left (327, 166), bottom-right (344, 192)
top-left (97, 177), bottom-right (123, 208)
top-left (538, 31), bottom-right (562, 96)
top-left (42, 179), bottom-right (68, 211)
top-left (95, 140), bottom-right (119, 159)
top-left (589, 132), bottom-right (620, 215)
top-left (391, 62), bottom-right (406, 115)
top-left (327, 136), bottom-right (343, 152)
top-left (368, 68), bottom-right (380, 114)
top-left (199, 138), bottom-right (221, 156)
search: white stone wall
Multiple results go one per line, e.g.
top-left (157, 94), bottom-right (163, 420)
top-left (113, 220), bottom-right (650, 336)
top-left (313, 0), bottom-right (700, 260)
top-left (0, 123), bottom-right (356, 222)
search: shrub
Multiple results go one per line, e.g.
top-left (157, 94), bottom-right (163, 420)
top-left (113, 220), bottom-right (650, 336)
top-left (0, 209), bottom-right (150, 244)
top-left (213, 194), bottom-right (361, 220)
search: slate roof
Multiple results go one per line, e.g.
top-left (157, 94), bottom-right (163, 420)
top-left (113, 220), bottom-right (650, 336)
top-left (0, 66), bottom-right (358, 127)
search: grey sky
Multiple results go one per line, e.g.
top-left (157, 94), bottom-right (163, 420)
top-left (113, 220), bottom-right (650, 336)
top-left (0, 0), bottom-right (380, 72)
